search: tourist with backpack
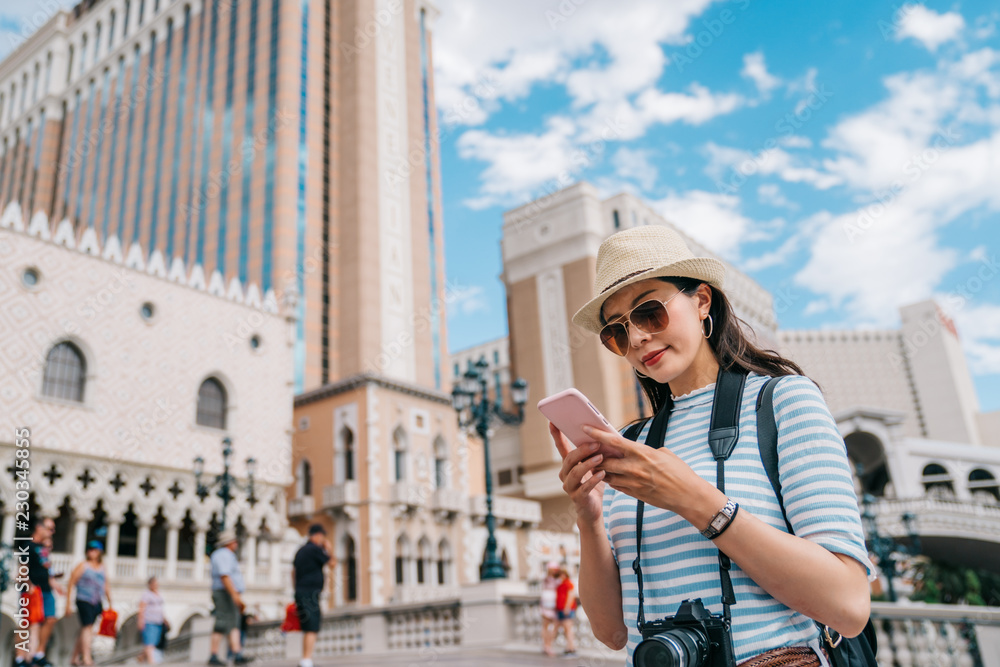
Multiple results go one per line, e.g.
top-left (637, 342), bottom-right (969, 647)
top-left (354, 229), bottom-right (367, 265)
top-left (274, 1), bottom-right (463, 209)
top-left (551, 226), bottom-right (877, 666)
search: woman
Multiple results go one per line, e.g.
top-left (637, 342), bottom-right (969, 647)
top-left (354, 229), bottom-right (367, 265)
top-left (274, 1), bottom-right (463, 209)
top-left (539, 561), bottom-right (561, 657)
top-left (554, 226), bottom-right (873, 666)
top-left (138, 576), bottom-right (167, 664)
top-left (555, 568), bottom-right (578, 657)
top-left (66, 541), bottom-right (110, 667)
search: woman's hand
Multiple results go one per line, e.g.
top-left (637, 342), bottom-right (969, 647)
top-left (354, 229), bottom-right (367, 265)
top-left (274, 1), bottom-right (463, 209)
top-left (581, 425), bottom-right (724, 525)
top-left (551, 423), bottom-right (606, 526)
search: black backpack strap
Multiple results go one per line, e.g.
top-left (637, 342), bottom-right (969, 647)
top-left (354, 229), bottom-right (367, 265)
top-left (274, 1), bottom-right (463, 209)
top-left (755, 375), bottom-right (878, 663)
top-left (755, 376), bottom-right (793, 533)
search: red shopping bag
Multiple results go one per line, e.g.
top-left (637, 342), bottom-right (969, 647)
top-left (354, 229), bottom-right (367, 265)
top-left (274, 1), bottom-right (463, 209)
top-left (98, 609), bottom-right (118, 638)
top-left (280, 603), bottom-right (300, 632)
top-left (22, 587), bottom-right (44, 624)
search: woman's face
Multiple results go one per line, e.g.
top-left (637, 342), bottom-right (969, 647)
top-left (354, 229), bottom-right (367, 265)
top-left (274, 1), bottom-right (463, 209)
top-left (600, 279), bottom-right (711, 385)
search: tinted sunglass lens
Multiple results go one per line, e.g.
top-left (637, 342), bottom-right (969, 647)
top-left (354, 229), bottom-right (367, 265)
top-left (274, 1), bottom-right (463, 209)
top-left (600, 324), bottom-right (629, 356)
top-left (631, 301), bottom-right (669, 333)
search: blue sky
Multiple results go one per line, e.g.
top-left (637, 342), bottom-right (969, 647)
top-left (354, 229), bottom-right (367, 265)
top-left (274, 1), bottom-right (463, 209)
top-left (433, 0), bottom-right (1000, 412)
top-left (0, 1), bottom-right (997, 410)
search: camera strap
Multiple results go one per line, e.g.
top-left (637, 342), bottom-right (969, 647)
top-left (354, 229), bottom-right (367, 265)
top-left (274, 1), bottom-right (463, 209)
top-left (628, 368), bottom-right (747, 631)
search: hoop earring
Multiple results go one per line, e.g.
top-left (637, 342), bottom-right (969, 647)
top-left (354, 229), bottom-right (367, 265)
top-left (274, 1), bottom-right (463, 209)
top-left (634, 369), bottom-right (648, 379)
top-left (703, 314), bottom-right (714, 339)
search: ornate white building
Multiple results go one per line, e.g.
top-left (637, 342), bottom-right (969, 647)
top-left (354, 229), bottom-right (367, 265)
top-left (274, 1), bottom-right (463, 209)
top-left (0, 201), bottom-right (299, 639)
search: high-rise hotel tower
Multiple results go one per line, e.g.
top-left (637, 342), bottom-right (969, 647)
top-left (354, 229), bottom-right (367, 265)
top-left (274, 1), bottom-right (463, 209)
top-left (0, 0), bottom-right (449, 393)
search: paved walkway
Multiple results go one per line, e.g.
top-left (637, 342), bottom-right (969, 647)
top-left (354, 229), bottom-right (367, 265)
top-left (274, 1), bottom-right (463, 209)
top-left (170, 647), bottom-right (623, 666)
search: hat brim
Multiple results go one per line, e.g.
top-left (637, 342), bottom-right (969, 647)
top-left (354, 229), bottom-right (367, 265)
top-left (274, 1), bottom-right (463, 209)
top-left (571, 257), bottom-right (726, 334)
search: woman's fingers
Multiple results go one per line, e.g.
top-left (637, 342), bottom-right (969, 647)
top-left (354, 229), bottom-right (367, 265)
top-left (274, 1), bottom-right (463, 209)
top-left (549, 422), bottom-right (572, 459)
top-left (563, 453), bottom-right (603, 493)
top-left (558, 441), bottom-right (600, 482)
top-left (578, 470), bottom-right (606, 497)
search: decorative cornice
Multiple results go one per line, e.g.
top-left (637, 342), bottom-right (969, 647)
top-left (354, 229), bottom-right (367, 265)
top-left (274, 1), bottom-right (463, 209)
top-left (295, 372), bottom-right (452, 407)
top-left (1, 201), bottom-right (281, 314)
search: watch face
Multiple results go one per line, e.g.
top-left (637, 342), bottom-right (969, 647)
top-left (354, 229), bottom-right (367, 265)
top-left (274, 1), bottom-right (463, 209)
top-left (711, 515), bottom-right (728, 530)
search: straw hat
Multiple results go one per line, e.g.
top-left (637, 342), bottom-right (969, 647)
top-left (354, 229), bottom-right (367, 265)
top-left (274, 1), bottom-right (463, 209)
top-left (216, 528), bottom-right (239, 546)
top-left (572, 226), bottom-right (726, 334)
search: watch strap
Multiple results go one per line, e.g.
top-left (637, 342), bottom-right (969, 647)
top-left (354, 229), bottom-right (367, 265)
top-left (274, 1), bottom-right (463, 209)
top-left (700, 499), bottom-right (739, 540)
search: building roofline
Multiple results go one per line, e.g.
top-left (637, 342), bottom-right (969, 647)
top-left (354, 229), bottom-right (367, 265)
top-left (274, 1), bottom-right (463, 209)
top-left (295, 373), bottom-right (453, 408)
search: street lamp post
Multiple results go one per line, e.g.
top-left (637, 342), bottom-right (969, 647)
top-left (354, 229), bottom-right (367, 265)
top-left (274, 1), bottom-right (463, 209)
top-left (194, 437), bottom-right (258, 536)
top-left (859, 477), bottom-right (921, 602)
top-left (451, 358), bottom-right (529, 580)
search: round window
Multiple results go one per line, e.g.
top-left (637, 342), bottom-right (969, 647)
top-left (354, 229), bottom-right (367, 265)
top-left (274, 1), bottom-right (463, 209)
top-left (22, 267), bottom-right (40, 287)
top-left (250, 335), bottom-right (262, 350)
top-left (140, 302), bottom-right (155, 320)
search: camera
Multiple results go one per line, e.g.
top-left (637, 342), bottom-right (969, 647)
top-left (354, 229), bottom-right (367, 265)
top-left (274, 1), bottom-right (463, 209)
top-left (633, 598), bottom-right (735, 667)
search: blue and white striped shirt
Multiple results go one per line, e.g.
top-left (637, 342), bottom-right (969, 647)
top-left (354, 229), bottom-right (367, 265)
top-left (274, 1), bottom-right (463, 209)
top-left (603, 373), bottom-right (874, 664)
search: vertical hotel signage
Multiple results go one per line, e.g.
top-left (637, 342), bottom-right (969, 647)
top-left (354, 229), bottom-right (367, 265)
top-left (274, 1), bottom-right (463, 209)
top-left (376, 0), bottom-right (417, 383)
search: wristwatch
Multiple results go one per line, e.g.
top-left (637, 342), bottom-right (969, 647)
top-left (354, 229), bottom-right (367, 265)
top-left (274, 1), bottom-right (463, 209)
top-left (700, 498), bottom-right (739, 540)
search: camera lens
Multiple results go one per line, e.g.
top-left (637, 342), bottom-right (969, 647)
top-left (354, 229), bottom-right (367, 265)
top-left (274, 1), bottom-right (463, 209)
top-left (634, 626), bottom-right (709, 667)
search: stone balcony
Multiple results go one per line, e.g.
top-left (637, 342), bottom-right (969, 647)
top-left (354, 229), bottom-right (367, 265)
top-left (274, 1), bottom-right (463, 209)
top-left (391, 481), bottom-right (429, 511)
top-left (322, 481), bottom-right (361, 515)
top-left (470, 494), bottom-right (542, 527)
top-left (868, 495), bottom-right (1000, 571)
top-left (432, 488), bottom-right (466, 516)
top-left (288, 495), bottom-right (316, 517)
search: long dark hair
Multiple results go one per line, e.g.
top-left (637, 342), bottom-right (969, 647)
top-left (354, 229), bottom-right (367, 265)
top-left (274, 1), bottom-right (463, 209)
top-left (614, 278), bottom-right (806, 417)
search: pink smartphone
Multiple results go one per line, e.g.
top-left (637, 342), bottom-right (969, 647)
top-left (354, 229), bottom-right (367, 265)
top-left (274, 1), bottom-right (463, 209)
top-left (537, 388), bottom-right (619, 454)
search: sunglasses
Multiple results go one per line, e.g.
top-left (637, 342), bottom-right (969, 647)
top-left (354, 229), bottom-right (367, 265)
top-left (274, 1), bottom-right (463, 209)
top-left (599, 291), bottom-right (683, 356)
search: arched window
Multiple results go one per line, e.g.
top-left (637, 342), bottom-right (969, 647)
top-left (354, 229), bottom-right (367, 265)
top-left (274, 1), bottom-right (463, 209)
top-left (395, 534), bottom-right (410, 585)
top-left (42, 341), bottom-right (87, 402)
top-left (196, 378), bottom-right (227, 428)
top-left (437, 539), bottom-right (451, 585)
top-left (433, 436), bottom-right (448, 489)
top-left (94, 23), bottom-right (103, 62)
top-left (969, 469), bottom-right (1000, 502)
top-left (297, 459), bottom-right (312, 498)
top-left (393, 427), bottom-right (407, 482)
top-left (343, 535), bottom-right (357, 601)
top-left (417, 537), bottom-right (431, 585)
top-left (67, 46), bottom-right (75, 84)
top-left (109, 11), bottom-right (117, 49)
top-left (123, 0), bottom-right (132, 39)
top-left (921, 463), bottom-right (954, 496)
top-left (80, 34), bottom-right (89, 76)
top-left (341, 426), bottom-right (355, 482)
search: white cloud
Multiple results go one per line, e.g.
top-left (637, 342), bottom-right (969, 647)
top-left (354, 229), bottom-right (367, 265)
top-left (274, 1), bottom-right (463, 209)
top-left (742, 233), bottom-right (800, 272)
top-left (704, 143), bottom-right (843, 190)
top-left (741, 51), bottom-right (781, 95)
top-left (433, 0), bottom-right (715, 127)
top-left (611, 148), bottom-right (658, 191)
top-left (456, 117), bottom-right (578, 209)
top-left (895, 5), bottom-right (965, 52)
top-left (950, 303), bottom-right (1000, 375)
top-left (757, 183), bottom-right (796, 209)
top-left (449, 285), bottom-right (490, 316)
top-left (649, 190), bottom-right (756, 260)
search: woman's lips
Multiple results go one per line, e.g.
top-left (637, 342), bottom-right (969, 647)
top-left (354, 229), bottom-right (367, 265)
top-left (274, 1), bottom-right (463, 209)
top-left (642, 347), bottom-right (668, 366)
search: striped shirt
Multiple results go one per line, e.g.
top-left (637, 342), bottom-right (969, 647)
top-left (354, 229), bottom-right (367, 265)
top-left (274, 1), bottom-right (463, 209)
top-left (602, 373), bottom-right (874, 664)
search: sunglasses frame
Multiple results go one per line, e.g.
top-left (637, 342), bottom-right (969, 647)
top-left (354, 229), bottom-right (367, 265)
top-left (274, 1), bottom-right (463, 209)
top-left (599, 291), bottom-right (684, 356)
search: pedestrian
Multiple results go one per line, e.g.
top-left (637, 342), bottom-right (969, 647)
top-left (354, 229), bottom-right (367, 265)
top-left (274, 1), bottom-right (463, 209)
top-left (65, 541), bottom-right (111, 666)
top-left (15, 518), bottom-right (57, 667)
top-left (292, 524), bottom-right (332, 667)
top-left (207, 529), bottom-right (253, 665)
top-left (556, 225), bottom-right (873, 664)
top-left (539, 561), bottom-right (560, 657)
top-left (138, 576), bottom-right (166, 664)
top-left (555, 567), bottom-right (578, 656)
